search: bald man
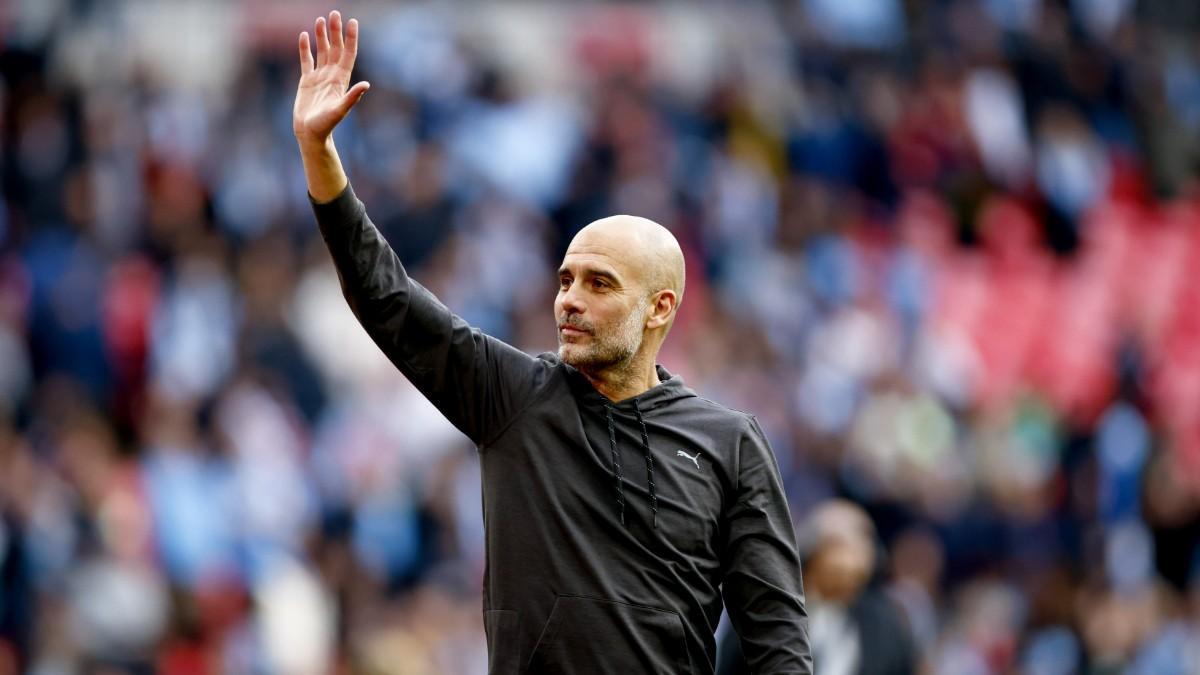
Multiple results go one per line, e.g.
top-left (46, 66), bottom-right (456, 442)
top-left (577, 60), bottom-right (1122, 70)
top-left (295, 11), bottom-right (811, 674)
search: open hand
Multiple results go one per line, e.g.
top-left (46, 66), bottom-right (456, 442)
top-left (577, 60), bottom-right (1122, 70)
top-left (293, 10), bottom-right (369, 148)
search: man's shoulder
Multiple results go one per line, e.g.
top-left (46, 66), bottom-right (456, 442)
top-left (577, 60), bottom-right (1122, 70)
top-left (670, 393), bottom-right (759, 433)
top-left (687, 394), bottom-right (754, 418)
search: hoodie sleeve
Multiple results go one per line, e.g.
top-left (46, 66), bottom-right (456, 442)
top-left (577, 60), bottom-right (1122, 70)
top-left (721, 416), bottom-right (812, 674)
top-left (311, 183), bottom-right (549, 446)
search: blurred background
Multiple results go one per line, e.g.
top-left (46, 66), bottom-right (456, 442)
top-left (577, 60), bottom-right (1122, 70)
top-left (1, 0), bottom-right (1200, 673)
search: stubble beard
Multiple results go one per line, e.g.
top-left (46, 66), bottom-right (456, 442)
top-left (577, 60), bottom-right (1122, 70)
top-left (558, 298), bottom-right (648, 372)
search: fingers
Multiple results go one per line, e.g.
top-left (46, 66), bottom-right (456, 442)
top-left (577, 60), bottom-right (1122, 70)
top-left (330, 11), bottom-right (344, 54)
top-left (343, 18), bottom-right (359, 68)
top-left (337, 81), bottom-right (370, 117)
top-left (314, 16), bottom-right (330, 68)
top-left (312, 12), bottom-right (358, 72)
top-left (298, 31), bottom-right (314, 75)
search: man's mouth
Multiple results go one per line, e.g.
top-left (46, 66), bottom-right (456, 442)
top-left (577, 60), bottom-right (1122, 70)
top-left (559, 322), bottom-right (591, 336)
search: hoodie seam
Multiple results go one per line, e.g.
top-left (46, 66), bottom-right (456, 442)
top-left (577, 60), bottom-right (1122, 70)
top-left (477, 357), bottom-right (560, 450)
top-left (733, 413), bottom-right (758, 494)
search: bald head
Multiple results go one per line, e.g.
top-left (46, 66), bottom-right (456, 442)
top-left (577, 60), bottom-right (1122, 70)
top-left (569, 215), bottom-right (685, 308)
top-left (555, 215), bottom-right (685, 375)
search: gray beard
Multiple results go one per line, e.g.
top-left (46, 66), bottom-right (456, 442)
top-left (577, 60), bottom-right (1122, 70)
top-left (558, 299), bottom-right (647, 371)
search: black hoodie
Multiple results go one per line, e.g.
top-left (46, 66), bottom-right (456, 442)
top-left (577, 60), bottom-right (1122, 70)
top-left (313, 184), bottom-right (812, 674)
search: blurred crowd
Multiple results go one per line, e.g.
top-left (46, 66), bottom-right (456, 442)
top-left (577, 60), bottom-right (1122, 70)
top-left (2, 0), bottom-right (1200, 673)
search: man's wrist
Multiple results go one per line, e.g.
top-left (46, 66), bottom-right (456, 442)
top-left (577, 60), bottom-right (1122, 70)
top-left (296, 134), bottom-right (334, 155)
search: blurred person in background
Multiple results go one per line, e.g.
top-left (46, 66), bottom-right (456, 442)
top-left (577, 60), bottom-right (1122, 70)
top-left (293, 10), bottom-right (810, 675)
top-left (717, 500), bottom-right (915, 675)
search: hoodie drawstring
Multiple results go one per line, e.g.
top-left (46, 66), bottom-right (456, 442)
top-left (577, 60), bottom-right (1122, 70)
top-left (604, 402), bottom-right (659, 529)
top-left (633, 399), bottom-right (659, 529)
top-left (604, 404), bottom-right (626, 526)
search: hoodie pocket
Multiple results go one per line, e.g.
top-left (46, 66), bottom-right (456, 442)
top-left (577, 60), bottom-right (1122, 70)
top-left (526, 595), bottom-right (691, 674)
top-left (485, 610), bottom-right (521, 674)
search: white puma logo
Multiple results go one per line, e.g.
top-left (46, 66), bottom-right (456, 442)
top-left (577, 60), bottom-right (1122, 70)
top-left (676, 450), bottom-right (701, 469)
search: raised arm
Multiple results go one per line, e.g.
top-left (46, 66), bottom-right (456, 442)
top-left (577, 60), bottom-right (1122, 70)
top-left (293, 10), bottom-right (370, 202)
top-left (722, 418), bottom-right (813, 673)
top-left (294, 12), bottom-right (550, 445)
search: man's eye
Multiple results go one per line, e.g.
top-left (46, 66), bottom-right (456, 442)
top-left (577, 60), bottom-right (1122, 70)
top-left (559, 277), bottom-right (572, 289)
top-left (592, 279), bottom-right (608, 289)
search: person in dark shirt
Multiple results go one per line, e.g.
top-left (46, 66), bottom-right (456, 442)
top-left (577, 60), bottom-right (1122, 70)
top-left (294, 11), bottom-right (811, 673)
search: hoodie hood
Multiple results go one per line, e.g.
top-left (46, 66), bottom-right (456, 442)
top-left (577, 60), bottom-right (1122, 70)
top-left (565, 363), bottom-right (699, 412)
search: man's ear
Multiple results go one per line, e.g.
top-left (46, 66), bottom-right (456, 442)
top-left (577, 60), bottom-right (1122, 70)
top-left (646, 289), bottom-right (677, 330)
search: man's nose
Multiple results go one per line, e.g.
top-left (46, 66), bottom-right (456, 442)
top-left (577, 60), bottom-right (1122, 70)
top-left (559, 284), bottom-right (586, 315)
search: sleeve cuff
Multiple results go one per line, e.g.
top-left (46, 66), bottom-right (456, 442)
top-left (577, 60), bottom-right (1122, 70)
top-left (310, 181), bottom-right (359, 218)
top-left (309, 182), bottom-right (365, 242)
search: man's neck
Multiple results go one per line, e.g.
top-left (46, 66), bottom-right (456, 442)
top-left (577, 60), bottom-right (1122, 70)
top-left (580, 358), bottom-right (661, 403)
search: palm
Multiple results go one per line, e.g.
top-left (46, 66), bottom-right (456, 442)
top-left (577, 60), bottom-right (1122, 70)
top-left (294, 11), bottom-right (369, 144)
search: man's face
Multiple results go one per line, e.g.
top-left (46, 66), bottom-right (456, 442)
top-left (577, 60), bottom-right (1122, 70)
top-left (555, 249), bottom-right (648, 371)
